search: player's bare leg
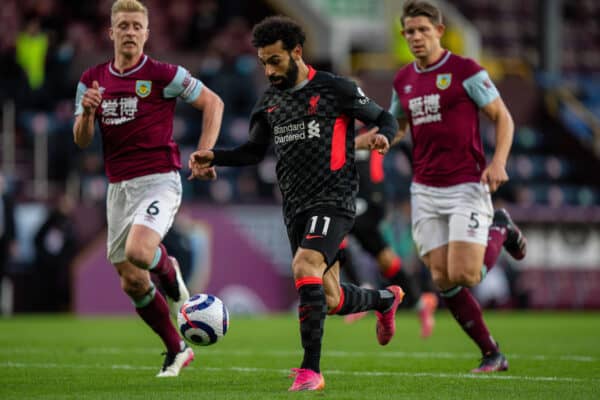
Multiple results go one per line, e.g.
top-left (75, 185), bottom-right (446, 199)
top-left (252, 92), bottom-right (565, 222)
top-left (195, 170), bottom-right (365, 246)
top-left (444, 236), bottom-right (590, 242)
top-left (126, 224), bottom-right (189, 317)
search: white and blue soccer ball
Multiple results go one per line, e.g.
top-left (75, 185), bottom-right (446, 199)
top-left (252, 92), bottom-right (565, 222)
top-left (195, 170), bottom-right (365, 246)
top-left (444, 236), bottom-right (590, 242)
top-left (177, 293), bottom-right (229, 346)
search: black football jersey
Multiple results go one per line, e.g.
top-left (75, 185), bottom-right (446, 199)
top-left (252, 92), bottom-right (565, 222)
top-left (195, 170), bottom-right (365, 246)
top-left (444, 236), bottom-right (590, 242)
top-left (248, 67), bottom-right (392, 225)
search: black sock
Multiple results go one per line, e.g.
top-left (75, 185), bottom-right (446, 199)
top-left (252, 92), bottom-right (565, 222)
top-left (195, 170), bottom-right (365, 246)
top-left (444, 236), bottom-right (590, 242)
top-left (297, 283), bottom-right (327, 373)
top-left (386, 269), bottom-right (421, 308)
top-left (336, 283), bottom-right (394, 315)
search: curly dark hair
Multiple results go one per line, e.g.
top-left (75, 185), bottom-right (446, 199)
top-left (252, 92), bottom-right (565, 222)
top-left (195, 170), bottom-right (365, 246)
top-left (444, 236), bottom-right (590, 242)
top-left (251, 15), bottom-right (306, 51)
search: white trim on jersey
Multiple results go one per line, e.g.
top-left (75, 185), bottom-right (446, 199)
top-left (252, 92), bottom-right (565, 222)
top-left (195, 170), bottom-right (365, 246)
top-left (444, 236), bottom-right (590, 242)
top-left (412, 51), bottom-right (452, 74)
top-left (108, 55), bottom-right (149, 77)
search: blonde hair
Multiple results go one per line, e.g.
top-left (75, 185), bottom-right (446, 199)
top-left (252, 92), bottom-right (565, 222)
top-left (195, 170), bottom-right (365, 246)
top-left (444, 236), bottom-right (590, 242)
top-left (111, 0), bottom-right (148, 25)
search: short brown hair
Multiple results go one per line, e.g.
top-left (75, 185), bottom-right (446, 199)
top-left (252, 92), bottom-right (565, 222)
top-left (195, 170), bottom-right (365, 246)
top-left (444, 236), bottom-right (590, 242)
top-left (400, 0), bottom-right (443, 27)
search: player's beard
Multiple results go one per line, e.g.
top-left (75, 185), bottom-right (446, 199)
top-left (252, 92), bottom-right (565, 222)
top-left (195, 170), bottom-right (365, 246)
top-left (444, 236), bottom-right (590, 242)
top-left (270, 56), bottom-right (299, 90)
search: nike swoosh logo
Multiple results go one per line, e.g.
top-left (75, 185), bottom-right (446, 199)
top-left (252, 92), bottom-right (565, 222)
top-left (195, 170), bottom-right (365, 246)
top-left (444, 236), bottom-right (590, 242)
top-left (305, 234), bottom-right (324, 240)
top-left (267, 105), bottom-right (278, 113)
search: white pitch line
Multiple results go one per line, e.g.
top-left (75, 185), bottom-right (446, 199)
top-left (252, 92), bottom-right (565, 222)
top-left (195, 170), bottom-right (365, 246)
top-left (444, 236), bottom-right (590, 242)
top-left (0, 347), bottom-right (596, 362)
top-left (0, 361), bottom-right (593, 383)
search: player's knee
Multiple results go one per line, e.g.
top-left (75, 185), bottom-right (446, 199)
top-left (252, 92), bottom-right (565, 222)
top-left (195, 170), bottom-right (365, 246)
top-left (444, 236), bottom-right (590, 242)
top-left (448, 268), bottom-right (480, 288)
top-left (120, 272), bottom-right (151, 299)
top-left (292, 252), bottom-right (323, 279)
top-left (124, 245), bottom-right (153, 269)
top-left (431, 274), bottom-right (451, 291)
top-left (429, 264), bottom-right (450, 290)
top-left (292, 260), bottom-right (315, 279)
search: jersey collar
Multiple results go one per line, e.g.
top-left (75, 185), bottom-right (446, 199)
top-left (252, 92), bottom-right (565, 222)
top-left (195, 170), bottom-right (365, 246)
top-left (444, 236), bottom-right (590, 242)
top-left (288, 65), bottom-right (316, 93)
top-left (109, 54), bottom-right (148, 77)
top-left (412, 50), bottom-right (451, 74)
top-left (307, 65), bottom-right (316, 80)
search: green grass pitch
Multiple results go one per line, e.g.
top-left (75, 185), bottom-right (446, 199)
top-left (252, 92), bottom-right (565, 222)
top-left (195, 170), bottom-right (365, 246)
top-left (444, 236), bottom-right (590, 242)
top-left (1, 311), bottom-right (599, 399)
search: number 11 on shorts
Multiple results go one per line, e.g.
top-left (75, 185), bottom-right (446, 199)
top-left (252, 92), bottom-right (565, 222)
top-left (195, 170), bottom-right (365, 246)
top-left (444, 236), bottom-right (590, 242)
top-left (309, 216), bottom-right (331, 236)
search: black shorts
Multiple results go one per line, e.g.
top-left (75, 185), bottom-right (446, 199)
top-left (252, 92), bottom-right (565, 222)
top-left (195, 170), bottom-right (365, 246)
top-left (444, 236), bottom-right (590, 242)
top-left (287, 207), bottom-right (354, 267)
top-left (351, 201), bottom-right (387, 257)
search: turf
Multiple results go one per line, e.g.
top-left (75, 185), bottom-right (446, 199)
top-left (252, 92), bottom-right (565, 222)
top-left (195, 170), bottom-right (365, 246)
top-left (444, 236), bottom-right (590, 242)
top-left (1, 312), bottom-right (599, 399)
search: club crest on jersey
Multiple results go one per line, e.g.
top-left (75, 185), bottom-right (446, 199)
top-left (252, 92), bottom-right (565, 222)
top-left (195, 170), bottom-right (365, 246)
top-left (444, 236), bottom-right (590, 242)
top-left (436, 74), bottom-right (452, 90)
top-left (135, 80), bottom-right (152, 98)
top-left (308, 95), bottom-right (320, 115)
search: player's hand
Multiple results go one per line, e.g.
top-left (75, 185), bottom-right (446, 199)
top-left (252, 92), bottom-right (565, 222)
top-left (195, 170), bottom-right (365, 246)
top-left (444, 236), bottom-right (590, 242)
top-left (188, 165), bottom-right (217, 181)
top-left (188, 149), bottom-right (216, 180)
top-left (369, 133), bottom-right (390, 155)
top-left (189, 149), bottom-right (214, 168)
top-left (354, 126), bottom-right (378, 149)
top-left (81, 80), bottom-right (102, 116)
top-left (480, 159), bottom-right (509, 193)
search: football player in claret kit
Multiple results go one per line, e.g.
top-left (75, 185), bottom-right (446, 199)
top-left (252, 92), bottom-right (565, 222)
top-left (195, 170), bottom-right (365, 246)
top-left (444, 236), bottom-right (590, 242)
top-left (390, 0), bottom-right (527, 373)
top-left (73, 0), bottom-right (224, 377)
top-left (191, 16), bottom-right (404, 391)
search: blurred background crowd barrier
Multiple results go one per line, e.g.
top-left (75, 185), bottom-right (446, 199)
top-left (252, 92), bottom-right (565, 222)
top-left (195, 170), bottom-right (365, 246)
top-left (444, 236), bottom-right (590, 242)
top-left (1, 0), bottom-right (599, 315)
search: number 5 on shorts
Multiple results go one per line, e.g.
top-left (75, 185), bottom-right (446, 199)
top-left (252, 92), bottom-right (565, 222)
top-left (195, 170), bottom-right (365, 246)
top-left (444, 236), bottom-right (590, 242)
top-left (469, 212), bottom-right (479, 229)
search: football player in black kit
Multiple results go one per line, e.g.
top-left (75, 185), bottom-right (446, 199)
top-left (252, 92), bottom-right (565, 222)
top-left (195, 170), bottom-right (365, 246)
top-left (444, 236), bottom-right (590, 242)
top-left (342, 120), bottom-right (438, 338)
top-left (190, 16), bottom-right (404, 392)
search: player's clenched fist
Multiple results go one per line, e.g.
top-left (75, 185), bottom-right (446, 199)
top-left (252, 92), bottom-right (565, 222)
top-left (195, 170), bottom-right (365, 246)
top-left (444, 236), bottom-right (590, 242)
top-left (354, 126), bottom-right (390, 154)
top-left (189, 149), bottom-right (214, 169)
top-left (369, 133), bottom-right (390, 155)
top-left (188, 149), bottom-right (216, 181)
top-left (82, 80), bottom-right (103, 115)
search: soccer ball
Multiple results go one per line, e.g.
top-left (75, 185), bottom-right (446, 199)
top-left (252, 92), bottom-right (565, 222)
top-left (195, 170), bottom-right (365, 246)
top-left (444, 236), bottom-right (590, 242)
top-left (177, 293), bottom-right (229, 346)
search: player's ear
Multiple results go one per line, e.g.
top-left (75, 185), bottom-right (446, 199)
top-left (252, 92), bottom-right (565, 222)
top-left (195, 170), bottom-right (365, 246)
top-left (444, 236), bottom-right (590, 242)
top-left (109, 27), bottom-right (114, 41)
top-left (292, 44), bottom-right (302, 60)
top-left (436, 23), bottom-right (445, 37)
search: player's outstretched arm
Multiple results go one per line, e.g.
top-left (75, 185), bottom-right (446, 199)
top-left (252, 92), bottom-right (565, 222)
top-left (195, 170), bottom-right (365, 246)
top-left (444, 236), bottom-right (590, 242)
top-left (190, 86), bottom-right (224, 151)
top-left (73, 80), bottom-right (102, 148)
top-left (189, 114), bottom-right (270, 181)
top-left (480, 97), bottom-right (514, 192)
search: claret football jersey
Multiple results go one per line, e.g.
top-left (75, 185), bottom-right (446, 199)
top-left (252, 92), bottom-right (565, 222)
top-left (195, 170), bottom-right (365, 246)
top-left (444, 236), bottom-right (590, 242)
top-left (75, 54), bottom-right (203, 182)
top-left (390, 51), bottom-right (500, 187)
